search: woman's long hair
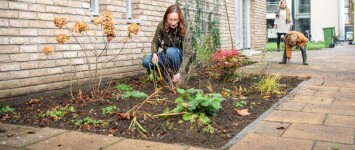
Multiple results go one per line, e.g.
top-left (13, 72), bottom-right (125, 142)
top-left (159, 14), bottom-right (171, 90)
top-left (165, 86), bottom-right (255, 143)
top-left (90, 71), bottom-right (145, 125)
top-left (162, 5), bottom-right (186, 37)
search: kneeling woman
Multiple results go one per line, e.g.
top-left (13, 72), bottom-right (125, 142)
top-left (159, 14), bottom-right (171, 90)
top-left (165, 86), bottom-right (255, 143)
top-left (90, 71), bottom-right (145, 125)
top-left (142, 5), bottom-right (185, 82)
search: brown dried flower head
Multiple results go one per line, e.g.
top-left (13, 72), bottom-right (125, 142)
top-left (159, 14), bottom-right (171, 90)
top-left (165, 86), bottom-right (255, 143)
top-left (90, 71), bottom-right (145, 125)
top-left (127, 23), bottom-right (139, 35)
top-left (92, 17), bottom-right (103, 26)
top-left (71, 21), bottom-right (89, 33)
top-left (56, 34), bottom-right (70, 44)
top-left (43, 46), bottom-right (54, 55)
top-left (54, 17), bottom-right (67, 29)
top-left (102, 11), bottom-right (113, 21)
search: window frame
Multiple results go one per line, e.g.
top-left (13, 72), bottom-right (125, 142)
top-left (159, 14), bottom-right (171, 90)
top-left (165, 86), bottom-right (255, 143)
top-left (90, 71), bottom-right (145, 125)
top-left (90, 0), bottom-right (100, 17)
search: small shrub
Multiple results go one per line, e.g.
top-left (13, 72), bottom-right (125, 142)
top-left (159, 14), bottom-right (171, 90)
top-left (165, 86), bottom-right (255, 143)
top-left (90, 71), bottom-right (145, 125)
top-left (39, 105), bottom-right (76, 120)
top-left (72, 117), bottom-right (109, 128)
top-left (0, 106), bottom-right (15, 114)
top-left (233, 100), bottom-right (247, 109)
top-left (209, 49), bottom-right (241, 81)
top-left (121, 91), bottom-right (148, 100)
top-left (102, 106), bottom-right (119, 114)
top-left (115, 84), bottom-right (133, 92)
top-left (255, 75), bottom-right (283, 96)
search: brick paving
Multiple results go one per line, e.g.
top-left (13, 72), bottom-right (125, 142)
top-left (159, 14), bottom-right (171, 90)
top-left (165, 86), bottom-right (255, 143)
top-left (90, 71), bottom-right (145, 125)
top-left (1, 45), bottom-right (355, 149)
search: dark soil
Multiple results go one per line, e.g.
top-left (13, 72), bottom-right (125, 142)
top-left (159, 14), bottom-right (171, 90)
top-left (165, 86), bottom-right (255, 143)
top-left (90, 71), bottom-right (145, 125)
top-left (0, 73), bottom-right (303, 149)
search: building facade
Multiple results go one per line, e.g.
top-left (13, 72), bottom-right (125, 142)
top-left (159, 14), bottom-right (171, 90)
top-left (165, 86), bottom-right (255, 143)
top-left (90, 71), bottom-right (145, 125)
top-left (0, 0), bottom-right (266, 99)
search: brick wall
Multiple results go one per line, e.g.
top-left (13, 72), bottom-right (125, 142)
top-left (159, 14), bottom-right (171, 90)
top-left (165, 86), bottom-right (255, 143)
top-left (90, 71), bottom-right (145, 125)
top-left (250, 0), bottom-right (267, 51)
top-left (0, 0), bottom-right (265, 99)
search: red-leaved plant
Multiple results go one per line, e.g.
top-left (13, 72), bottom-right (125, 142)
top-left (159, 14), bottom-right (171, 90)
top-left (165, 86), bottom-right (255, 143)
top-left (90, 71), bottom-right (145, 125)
top-left (208, 49), bottom-right (241, 81)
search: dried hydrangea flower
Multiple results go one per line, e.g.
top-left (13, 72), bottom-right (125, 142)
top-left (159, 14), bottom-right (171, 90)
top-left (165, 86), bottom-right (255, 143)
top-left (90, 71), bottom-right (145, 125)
top-left (102, 11), bottom-right (112, 21)
top-left (71, 21), bottom-right (89, 33)
top-left (56, 34), bottom-right (70, 44)
top-left (127, 23), bottom-right (139, 35)
top-left (54, 17), bottom-right (67, 29)
top-left (43, 46), bottom-right (54, 55)
top-left (92, 17), bottom-right (102, 26)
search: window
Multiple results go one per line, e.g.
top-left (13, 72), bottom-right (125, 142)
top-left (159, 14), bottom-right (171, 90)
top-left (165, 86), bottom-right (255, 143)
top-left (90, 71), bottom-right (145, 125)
top-left (126, 0), bottom-right (141, 23)
top-left (90, 0), bottom-right (99, 17)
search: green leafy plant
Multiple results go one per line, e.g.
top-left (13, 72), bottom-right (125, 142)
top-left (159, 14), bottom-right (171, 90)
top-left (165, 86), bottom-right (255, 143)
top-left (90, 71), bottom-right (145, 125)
top-left (121, 91), bottom-right (148, 100)
top-left (255, 75), bottom-right (284, 96)
top-left (157, 88), bottom-right (224, 132)
top-left (72, 117), bottom-right (109, 128)
top-left (39, 105), bottom-right (76, 120)
top-left (0, 106), bottom-right (15, 114)
top-left (233, 100), bottom-right (247, 109)
top-left (102, 106), bottom-right (119, 115)
top-left (115, 84), bottom-right (133, 92)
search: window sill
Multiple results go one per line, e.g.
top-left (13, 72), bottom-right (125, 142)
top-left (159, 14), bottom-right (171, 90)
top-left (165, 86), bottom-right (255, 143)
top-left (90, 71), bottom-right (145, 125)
top-left (126, 19), bottom-right (142, 24)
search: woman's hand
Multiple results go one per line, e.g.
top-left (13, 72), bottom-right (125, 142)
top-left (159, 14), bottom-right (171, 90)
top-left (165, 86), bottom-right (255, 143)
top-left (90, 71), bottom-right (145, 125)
top-left (152, 53), bottom-right (159, 64)
top-left (172, 73), bottom-right (180, 82)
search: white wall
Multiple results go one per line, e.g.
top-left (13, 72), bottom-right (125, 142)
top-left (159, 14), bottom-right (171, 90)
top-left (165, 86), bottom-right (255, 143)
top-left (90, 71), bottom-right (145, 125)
top-left (311, 0), bottom-right (339, 42)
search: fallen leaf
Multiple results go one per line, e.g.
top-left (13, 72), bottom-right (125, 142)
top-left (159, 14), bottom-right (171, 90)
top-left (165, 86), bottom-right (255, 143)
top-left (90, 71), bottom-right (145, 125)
top-left (6, 133), bottom-right (13, 137)
top-left (234, 109), bottom-right (250, 116)
top-left (276, 127), bottom-right (285, 130)
top-left (263, 95), bottom-right (271, 99)
top-left (109, 127), bottom-right (118, 134)
top-left (117, 113), bottom-right (131, 120)
top-left (108, 134), bottom-right (114, 137)
top-left (26, 99), bottom-right (42, 105)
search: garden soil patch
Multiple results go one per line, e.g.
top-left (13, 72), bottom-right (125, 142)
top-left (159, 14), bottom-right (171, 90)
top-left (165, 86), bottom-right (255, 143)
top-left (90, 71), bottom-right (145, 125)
top-left (0, 74), bottom-right (303, 149)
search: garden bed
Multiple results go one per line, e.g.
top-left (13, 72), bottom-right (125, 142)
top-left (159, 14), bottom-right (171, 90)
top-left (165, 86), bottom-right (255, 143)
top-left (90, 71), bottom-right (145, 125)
top-left (0, 73), bottom-right (303, 149)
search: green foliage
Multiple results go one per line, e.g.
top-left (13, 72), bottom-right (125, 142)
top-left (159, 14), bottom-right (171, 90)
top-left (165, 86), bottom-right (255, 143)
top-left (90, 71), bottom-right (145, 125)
top-left (102, 106), bottom-right (119, 115)
top-left (266, 42), bottom-right (325, 51)
top-left (115, 84), bottom-right (133, 92)
top-left (121, 91), bottom-right (148, 100)
top-left (255, 75), bottom-right (284, 96)
top-left (202, 124), bottom-right (215, 134)
top-left (178, 0), bottom-right (221, 58)
top-left (233, 100), bottom-right (247, 109)
top-left (172, 88), bottom-right (224, 129)
top-left (39, 105), bottom-right (76, 120)
top-left (72, 117), bottom-right (109, 128)
top-left (0, 106), bottom-right (15, 114)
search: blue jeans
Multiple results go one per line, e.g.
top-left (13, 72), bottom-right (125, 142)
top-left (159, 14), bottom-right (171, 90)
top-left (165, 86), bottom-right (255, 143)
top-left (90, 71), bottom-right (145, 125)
top-left (142, 47), bottom-right (182, 71)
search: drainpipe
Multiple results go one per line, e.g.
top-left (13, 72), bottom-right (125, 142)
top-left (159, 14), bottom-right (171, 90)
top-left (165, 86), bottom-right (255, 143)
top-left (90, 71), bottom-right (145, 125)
top-left (339, 0), bottom-right (345, 40)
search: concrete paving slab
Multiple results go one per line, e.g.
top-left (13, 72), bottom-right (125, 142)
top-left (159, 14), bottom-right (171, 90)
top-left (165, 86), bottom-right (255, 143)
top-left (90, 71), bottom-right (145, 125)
top-left (186, 146), bottom-right (210, 150)
top-left (104, 139), bottom-right (188, 150)
top-left (0, 127), bottom-right (67, 147)
top-left (300, 85), bottom-right (340, 92)
top-left (324, 114), bottom-right (355, 129)
top-left (252, 121), bottom-right (290, 137)
top-left (339, 87), bottom-right (355, 93)
top-left (229, 134), bottom-right (314, 150)
top-left (314, 91), bottom-right (355, 99)
top-left (0, 145), bottom-right (28, 150)
top-left (289, 95), bottom-right (334, 104)
top-left (294, 89), bottom-right (317, 96)
top-left (275, 102), bottom-right (306, 111)
top-left (332, 98), bottom-right (355, 106)
top-left (26, 131), bottom-right (121, 150)
top-left (313, 141), bottom-right (355, 150)
top-left (303, 104), bottom-right (355, 116)
top-left (264, 110), bottom-right (326, 124)
top-left (282, 123), bottom-right (355, 144)
top-left (0, 124), bottom-right (37, 139)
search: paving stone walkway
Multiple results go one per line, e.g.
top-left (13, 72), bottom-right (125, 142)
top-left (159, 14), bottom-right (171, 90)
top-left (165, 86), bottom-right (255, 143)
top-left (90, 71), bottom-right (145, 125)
top-left (1, 45), bottom-right (355, 150)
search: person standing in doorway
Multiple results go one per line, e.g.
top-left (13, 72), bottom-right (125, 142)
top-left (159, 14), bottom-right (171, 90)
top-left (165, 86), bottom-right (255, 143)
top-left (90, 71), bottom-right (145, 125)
top-left (274, 0), bottom-right (293, 52)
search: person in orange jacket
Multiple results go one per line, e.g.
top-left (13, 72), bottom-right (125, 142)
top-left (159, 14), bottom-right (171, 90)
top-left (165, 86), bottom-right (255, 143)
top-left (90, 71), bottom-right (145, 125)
top-left (279, 31), bottom-right (308, 65)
